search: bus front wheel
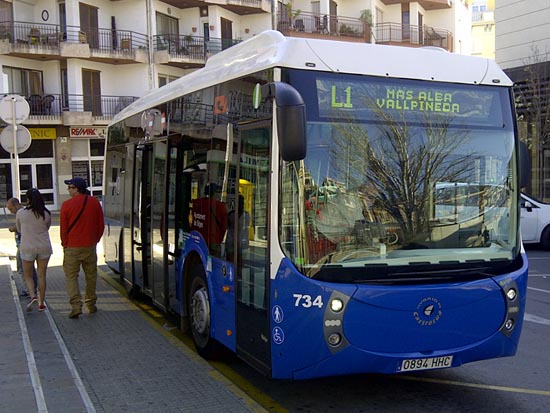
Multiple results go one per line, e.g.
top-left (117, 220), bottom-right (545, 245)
top-left (188, 267), bottom-right (219, 358)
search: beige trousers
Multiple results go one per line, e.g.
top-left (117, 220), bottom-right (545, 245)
top-left (63, 246), bottom-right (98, 310)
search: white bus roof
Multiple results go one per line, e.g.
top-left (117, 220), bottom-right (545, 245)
top-left (112, 30), bottom-right (512, 125)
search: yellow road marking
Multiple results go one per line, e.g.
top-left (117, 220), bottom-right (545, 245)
top-left (209, 360), bottom-right (288, 413)
top-left (398, 375), bottom-right (550, 396)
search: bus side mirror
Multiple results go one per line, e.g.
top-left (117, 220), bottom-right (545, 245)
top-left (519, 141), bottom-right (530, 189)
top-left (261, 82), bottom-right (306, 161)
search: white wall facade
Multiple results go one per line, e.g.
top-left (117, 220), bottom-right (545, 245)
top-left (495, 0), bottom-right (550, 69)
top-left (2, 0), bottom-right (478, 209)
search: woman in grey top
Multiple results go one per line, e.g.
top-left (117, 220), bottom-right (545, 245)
top-left (16, 189), bottom-right (52, 312)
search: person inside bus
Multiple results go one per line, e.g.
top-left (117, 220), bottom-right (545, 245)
top-left (190, 183), bottom-right (228, 257)
top-left (226, 194), bottom-right (250, 262)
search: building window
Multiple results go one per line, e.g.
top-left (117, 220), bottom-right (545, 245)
top-left (158, 74), bottom-right (179, 88)
top-left (0, 163), bottom-right (12, 202)
top-left (3, 66), bottom-right (43, 96)
top-left (19, 140), bottom-right (54, 158)
top-left (156, 12), bottom-right (179, 37)
top-left (91, 160), bottom-right (103, 186)
top-left (71, 138), bottom-right (105, 196)
top-left (71, 160), bottom-right (90, 182)
top-left (90, 139), bottom-right (105, 156)
top-left (0, 0), bottom-right (13, 25)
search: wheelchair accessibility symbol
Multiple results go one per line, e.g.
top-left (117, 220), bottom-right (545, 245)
top-left (273, 327), bottom-right (285, 345)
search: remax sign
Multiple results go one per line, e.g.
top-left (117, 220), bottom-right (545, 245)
top-left (70, 127), bottom-right (107, 138)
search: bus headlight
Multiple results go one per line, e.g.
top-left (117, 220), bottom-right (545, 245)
top-left (324, 291), bottom-right (350, 353)
top-left (505, 319), bottom-right (514, 330)
top-left (499, 280), bottom-right (520, 337)
top-left (330, 298), bottom-right (344, 312)
top-left (327, 333), bottom-right (342, 346)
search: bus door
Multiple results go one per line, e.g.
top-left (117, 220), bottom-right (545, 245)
top-left (149, 140), bottom-right (169, 309)
top-left (131, 142), bottom-right (152, 292)
top-left (166, 139), bottom-right (186, 312)
top-left (234, 123), bottom-right (271, 372)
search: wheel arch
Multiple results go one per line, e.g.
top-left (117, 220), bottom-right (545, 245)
top-left (540, 224), bottom-right (550, 249)
top-left (179, 250), bottom-right (207, 328)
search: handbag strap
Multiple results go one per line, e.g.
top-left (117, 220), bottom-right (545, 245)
top-left (67, 195), bottom-right (88, 234)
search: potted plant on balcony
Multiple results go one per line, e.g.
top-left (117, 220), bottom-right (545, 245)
top-left (360, 9), bottom-right (373, 43)
top-left (0, 27), bottom-right (12, 43)
top-left (284, 1), bottom-right (302, 32)
top-left (183, 34), bottom-right (194, 55)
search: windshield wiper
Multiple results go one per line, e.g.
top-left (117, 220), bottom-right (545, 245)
top-left (389, 266), bottom-right (492, 277)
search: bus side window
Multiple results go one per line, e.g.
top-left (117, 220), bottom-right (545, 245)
top-left (190, 183), bottom-right (228, 257)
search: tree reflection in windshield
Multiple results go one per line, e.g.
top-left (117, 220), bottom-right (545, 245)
top-left (279, 94), bottom-right (515, 275)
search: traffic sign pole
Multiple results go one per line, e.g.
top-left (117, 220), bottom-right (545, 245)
top-left (11, 98), bottom-right (20, 200)
top-left (0, 95), bottom-right (30, 201)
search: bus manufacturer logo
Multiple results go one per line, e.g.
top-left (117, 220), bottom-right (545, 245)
top-left (413, 297), bottom-right (442, 326)
top-left (424, 305), bottom-right (434, 316)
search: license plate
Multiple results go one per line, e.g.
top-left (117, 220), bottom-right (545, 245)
top-left (399, 356), bottom-right (453, 372)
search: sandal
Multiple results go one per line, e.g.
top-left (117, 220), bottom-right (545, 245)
top-left (26, 297), bottom-right (38, 312)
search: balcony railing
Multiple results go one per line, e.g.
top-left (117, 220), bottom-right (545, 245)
top-left (64, 94), bottom-right (139, 119)
top-left (276, 10), bottom-right (452, 50)
top-left (375, 23), bottom-right (452, 50)
top-left (70, 26), bottom-right (148, 52)
top-left (19, 93), bottom-right (137, 119)
top-left (0, 21), bottom-right (147, 53)
top-left (227, 0), bottom-right (262, 6)
top-left (226, 0), bottom-right (271, 13)
top-left (154, 34), bottom-right (241, 59)
top-left (1, 21), bottom-right (64, 48)
top-left (277, 10), bottom-right (367, 38)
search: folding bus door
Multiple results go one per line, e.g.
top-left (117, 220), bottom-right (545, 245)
top-left (235, 124), bottom-right (271, 373)
top-left (131, 142), bottom-right (153, 293)
top-left (149, 140), bottom-right (169, 309)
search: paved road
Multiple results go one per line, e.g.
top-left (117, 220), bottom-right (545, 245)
top-left (0, 214), bottom-right (265, 412)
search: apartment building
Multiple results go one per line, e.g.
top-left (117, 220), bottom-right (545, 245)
top-left (279, 0), bottom-right (471, 54)
top-left (1, 0), bottom-right (470, 210)
top-left (495, 1), bottom-right (550, 200)
top-left (471, 0), bottom-right (494, 60)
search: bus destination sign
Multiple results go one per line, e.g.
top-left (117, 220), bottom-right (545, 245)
top-left (316, 77), bottom-right (504, 127)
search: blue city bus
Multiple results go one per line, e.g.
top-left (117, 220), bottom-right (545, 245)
top-left (103, 31), bottom-right (528, 379)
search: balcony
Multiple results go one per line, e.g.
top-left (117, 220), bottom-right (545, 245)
top-left (379, 0), bottom-right (451, 10)
top-left (0, 21), bottom-right (148, 64)
top-left (375, 23), bottom-right (453, 51)
top-left (276, 10), bottom-right (452, 51)
top-left (160, 0), bottom-right (270, 15)
top-left (154, 34), bottom-right (241, 68)
top-left (20, 93), bottom-right (138, 126)
top-left (277, 10), bottom-right (371, 43)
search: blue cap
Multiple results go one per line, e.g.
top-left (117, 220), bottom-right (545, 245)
top-left (64, 177), bottom-right (88, 190)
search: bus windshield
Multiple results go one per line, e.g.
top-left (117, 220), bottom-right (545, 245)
top-left (280, 70), bottom-right (518, 281)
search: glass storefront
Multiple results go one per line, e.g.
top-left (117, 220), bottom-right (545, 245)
top-left (70, 138), bottom-right (105, 197)
top-left (0, 140), bottom-right (56, 207)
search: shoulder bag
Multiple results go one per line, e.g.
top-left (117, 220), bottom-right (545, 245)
top-left (67, 195), bottom-right (89, 234)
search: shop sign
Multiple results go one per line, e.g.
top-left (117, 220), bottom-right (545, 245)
top-left (29, 128), bottom-right (57, 140)
top-left (70, 127), bottom-right (107, 138)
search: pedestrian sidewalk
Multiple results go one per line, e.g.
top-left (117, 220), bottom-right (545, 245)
top-left (0, 221), bottom-right (264, 412)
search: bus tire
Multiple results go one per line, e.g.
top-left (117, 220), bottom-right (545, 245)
top-left (541, 226), bottom-right (550, 250)
top-left (128, 284), bottom-right (141, 299)
top-left (188, 266), bottom-right (219, 359)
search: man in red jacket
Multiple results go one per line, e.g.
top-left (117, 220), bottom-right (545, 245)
top-left (61, 177), bottom-right (104, 319)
